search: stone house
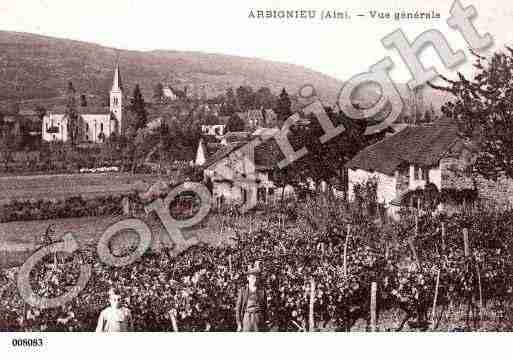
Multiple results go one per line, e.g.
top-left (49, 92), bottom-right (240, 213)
top-left (345, 122), bottom-right (512, 216)
top-left (202, 139), bottom-right (283, 207)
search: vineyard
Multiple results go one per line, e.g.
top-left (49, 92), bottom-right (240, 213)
top-left (1, 197), bottom-right (513, 331)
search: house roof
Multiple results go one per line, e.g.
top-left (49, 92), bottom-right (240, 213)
top-left (346, 123), bottom-right (460, 175)
top-left (204, 138), bottom-right (283, 172)
top-left (203, 142), bottom-right (247, 169)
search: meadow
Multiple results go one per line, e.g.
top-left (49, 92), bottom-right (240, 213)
top-left (0, 172), bottom-right (163, 204)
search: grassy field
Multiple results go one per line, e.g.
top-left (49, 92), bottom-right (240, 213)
top-left (0, 172), bottom-right (164, 204)
top-left (0, 212), bottom-right (244, 269)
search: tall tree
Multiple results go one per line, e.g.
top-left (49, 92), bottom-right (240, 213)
top-left (275, 88), bottom-right (292, 127)
top-left (225, 113), bottom-right (246, 132)
top-left (220, 87), bottom-right (238, 115)
top-left (65, 81), bottom-right (81, 147)
top-left (236, 86), bottom-right (255, 111)
top-left (429, 47), bottom-right (513, 180)
top-left (129, 84), bottom-right (148, 132)
top-left (275, 107), bottom-right (369, 198)
top-left (255, 87), bottom-right (275, 109)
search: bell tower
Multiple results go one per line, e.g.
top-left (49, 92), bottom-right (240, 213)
top-left (110, 64), bottom-right (123, 134)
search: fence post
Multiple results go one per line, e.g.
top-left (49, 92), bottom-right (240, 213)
top-left (343, 224), bottom-right (351, 278)
top-left (463, 228), bottom-right (470, 257)
top-left (170, 309), bottom-right (179, 332)
top-left (430, 268), bottom-right (441, 330)
top-left (370, 281), bottom-right (377, 332)
top-left (476, 263), bottom-right (483, 324)
top-left (441, 222), bottom-right (446, 252)
top-left (309, 278), bottom-right (315, 332)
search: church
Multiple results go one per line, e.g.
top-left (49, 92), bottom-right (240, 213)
top-left (42, 65), bottom-right (124, 144)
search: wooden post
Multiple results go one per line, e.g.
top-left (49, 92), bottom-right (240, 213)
top-left (309, 278), bottom-right (315, 332)
top-left (463, 228), bottom-right (470, 257)
top-left (441, 222), bottom-right (446, 252)
top-left (170, 309), bottom-right (179, 332)
top-left (370, 281), bottom-right (377, 332)
top-left (343, 224), bottom-right (351, 278)
top-left (430, 268), bottom-right (441, 330)
top-left (476, 263), bottom-right (483, 324)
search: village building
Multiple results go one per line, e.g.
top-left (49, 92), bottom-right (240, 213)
top-left (200, 115), bottom-right (229, 138)
top-left (194, 124), bottom-right (297, 207)
top-left (345, 121), bottom-right (513, 216)
top-left (202, 138), bottom-right (283, 207)
top-left (41, 65), bottom-right (123, 144)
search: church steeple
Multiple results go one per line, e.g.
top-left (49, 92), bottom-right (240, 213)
top-left (110, 63), bottom-right (123, 134)
top-left (112, 64), bottom-right (122, 91)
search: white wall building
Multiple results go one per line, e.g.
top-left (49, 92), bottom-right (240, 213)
top-left (42, 65), bottom-right (123, 144)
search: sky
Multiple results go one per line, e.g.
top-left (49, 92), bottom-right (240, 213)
top-left (0, 0), bottom-right (510, 83)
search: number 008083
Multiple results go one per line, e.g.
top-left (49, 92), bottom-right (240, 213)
top-left (11, 338), bottom-right (44, 347)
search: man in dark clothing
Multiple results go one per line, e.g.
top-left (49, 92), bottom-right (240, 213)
top-left (235, 266), bottom-right (268, 332)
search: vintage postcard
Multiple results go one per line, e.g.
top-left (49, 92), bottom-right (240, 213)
top-left (0, 0), bottom-right (512, 357)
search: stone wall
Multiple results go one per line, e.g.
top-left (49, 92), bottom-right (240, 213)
top-left (476, 175), bottom-right (513, 208)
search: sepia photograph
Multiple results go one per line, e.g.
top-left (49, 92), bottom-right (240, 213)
top-left (1, 0), bottom-right (513, 357)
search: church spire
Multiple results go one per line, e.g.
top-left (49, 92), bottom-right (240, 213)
top-left (112, 63), bottom-right (122, 91)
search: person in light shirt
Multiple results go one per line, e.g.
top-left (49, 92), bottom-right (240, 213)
top-left (95, 288), bottom-right (132, 332)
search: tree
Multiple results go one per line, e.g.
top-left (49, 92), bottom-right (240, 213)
top-left (428, 46), bottom-right (513, 180)
top-left (0, 132), bottom-right (15, 172)
top-left (275, 88), bottom-right (292, 127)
top-left (276, 107), bottom-right (370, 199)
top-left (65, 81), bottom-right (81, 147)
top-left (225, 113), bottom-right (246, 132)
top-left (220, 88), bottom-right (238, 115)
top-left (255, 87), bottom-right (275, 109)
top-left (153, 82), bottom-right (165, 104)
top-left (129, 84), bottom-right (148, 132)
top-left (236, 86), bottom-right (255, 111)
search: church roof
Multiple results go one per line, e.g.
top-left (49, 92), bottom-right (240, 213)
top-left (47, 105), bottom-right (110, 115)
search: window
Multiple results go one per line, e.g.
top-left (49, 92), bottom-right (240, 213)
top-left (422, 167), bottom-right (429, 181)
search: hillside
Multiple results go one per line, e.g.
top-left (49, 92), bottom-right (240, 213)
top-left (0, 31), bottom-right (344, 108)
